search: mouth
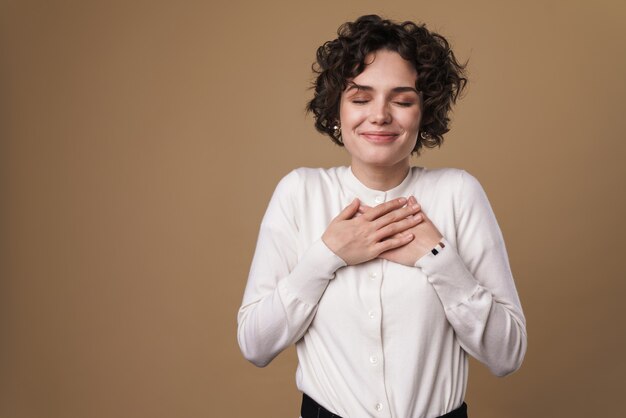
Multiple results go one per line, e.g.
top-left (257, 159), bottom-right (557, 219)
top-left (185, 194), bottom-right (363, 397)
top-left (359, 131), bottom-right (400, 143)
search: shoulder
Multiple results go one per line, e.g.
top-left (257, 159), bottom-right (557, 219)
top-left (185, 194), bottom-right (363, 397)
top-left (418, 168), bottom-right (490, 216)
top-left (262, 169), bottom-right (323, 226)
top-left (290, 166), bottom-right (344, 182)
top-left (419, 167), bottom-right (483, 191)
top-left (418, 166), bottom-right (465, 189)
top-left (279, 166), bottom-right (345, 190)
top-left (272, 166), bottom-right (344, 199)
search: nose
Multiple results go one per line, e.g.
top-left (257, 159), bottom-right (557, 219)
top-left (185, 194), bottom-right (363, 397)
top-left (368, 100), bottom-right (392, 125)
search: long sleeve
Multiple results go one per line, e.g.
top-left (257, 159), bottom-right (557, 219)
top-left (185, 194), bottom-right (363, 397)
top-left (415, 170), bottom-right (527, 376)
top-left (237, 170), bottom-right (346, 367)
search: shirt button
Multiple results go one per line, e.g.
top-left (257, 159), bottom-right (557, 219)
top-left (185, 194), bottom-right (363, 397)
top-left (368, 272), bottom-right (377, 280)
top-left (368, 310), bottom-right (375, 319)
top-left (375, 403), bottom-right (383, 411)
top-left (375, 195), bottom-right (384, 204)
top-left (369, 355), bottom-right (378, 364)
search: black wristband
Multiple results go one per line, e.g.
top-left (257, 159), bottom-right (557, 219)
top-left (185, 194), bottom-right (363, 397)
top-left (430, 241), bottom-right (445, 256)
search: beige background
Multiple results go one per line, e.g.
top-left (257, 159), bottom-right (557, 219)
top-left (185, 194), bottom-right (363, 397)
top-left (2, 1), bottom-right (625, 417)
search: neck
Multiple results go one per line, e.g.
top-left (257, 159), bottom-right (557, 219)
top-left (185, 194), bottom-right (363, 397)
top-left (350, 160), bottom-right (410, 191)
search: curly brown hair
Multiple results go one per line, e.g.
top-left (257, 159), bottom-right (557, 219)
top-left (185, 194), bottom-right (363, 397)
top-left (306, 14), bottom-right (468, 155)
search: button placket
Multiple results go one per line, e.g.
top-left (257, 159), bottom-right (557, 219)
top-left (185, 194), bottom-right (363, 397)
top-left (364, 260), bottom-right (385, 416)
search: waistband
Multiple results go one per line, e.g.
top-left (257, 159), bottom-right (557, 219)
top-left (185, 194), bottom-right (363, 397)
top-left (301, 393), bottom-right (468, 418)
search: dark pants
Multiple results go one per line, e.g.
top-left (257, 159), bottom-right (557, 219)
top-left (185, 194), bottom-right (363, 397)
top-left (301, 393), bottom-right (468, 418)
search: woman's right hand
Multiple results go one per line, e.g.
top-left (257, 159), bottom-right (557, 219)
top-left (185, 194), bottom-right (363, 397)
top-left (322, 197), bottom-right (423, 265)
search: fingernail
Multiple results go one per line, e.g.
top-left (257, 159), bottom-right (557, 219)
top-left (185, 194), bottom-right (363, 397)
top-left (399, 197), bottom-right (407, 203)
top-left (411, 204), bottom-right (420, 210)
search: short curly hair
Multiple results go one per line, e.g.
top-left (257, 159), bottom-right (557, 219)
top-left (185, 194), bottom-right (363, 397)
top-left (306, 14), bottom-right (468, 154)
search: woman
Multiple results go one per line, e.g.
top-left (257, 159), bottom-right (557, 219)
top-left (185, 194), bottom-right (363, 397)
top-left (237, 15), bottom-right (526, 418)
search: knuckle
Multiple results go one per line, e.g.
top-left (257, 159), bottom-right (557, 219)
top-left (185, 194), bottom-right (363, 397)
top-left (385, 212), bottom-right (399, 223)
top-left (381, 241), bottom-right (393, 251)
top-left (400, 221), bottom-right (413, 231)
top-left (384, 200), bottom-right (398, 211)
top-left (390, 238), bottom-right (402, 248)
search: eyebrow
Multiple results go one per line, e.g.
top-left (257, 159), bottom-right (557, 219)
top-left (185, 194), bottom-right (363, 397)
top-left (346, 83), bottom-right (420, 95)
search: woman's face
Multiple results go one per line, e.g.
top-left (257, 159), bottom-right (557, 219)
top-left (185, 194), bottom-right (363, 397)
top-left (339, 49), bottom-right (422, 173)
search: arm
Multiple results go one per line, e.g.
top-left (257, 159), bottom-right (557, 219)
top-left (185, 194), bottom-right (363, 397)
top-left (236, 170), bottom-right (346, 367)
top-left (237, 170), bottom-right (423, 367)
top-left (414, 170), bottom-right (527, 376)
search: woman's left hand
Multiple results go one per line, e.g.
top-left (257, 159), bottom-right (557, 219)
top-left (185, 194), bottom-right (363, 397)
top-left (357, 196), bottom-right (443, 266)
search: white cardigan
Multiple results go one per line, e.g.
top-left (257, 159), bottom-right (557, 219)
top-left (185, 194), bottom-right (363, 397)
top-left (237, 166), bottom-right (526, 418)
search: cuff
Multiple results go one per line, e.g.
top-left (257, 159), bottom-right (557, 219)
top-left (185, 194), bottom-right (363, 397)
top-left (280, 238), bottom-right (347, 306)
top-left (414, 237), bottom-right (480, 309)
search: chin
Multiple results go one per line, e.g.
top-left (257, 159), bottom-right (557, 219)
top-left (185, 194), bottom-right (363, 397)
top-left (359, 149), bottom-right (411, 166)
top-left (359, 156), bottom-right (409, 169)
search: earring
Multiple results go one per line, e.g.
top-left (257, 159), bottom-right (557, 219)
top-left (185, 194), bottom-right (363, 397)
top-left (420, 131), bottom-right (430, 140)
top-left (333, 124), bottom-right (341, 138)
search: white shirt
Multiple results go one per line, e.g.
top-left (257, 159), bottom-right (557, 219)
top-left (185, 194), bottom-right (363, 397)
top-left (237, 166), bottom-right (527, 418)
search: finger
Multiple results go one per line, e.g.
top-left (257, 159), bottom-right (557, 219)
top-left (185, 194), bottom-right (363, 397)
top-left (375, 232), bottom-right (414, 254)
top-left (408, 195), bottom-right (418, 205)
top-left (335, 198), bottom-right (360, 221)
top-left (362, 197), bottom-right (407, 221)
top-left (374, 213), bottom-right (423, 241)
top-left (372, 202), bottom-right (421, 230)
top-left (381, 230), bottom-right (414, 243)
top-left (358, 204), bottom-right (372, 213)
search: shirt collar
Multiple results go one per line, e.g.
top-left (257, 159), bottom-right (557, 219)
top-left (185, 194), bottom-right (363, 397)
top-left (341, 165), bottom-right (423, 207)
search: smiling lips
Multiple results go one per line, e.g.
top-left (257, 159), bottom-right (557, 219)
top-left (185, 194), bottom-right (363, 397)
top-left (359, 131), bottom-right (400, 143)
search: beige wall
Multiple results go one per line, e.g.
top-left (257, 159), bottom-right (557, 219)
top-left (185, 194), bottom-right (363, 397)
top-left (1, 1), bottom-right (625, 417)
